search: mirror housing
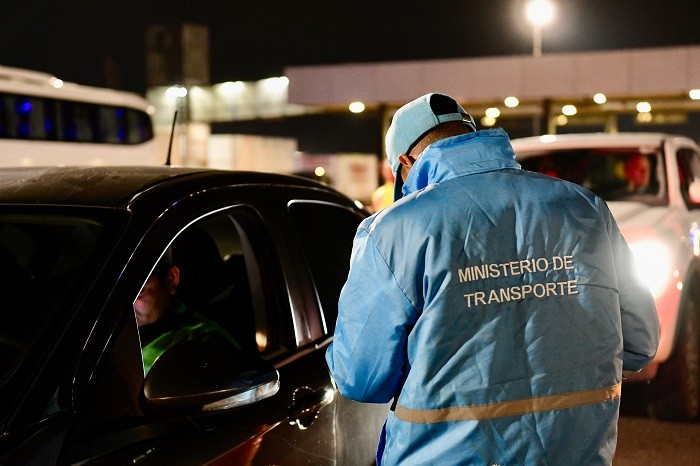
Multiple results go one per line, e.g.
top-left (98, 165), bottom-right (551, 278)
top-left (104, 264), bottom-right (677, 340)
top-left (141, 339), bottom-right (279, 417)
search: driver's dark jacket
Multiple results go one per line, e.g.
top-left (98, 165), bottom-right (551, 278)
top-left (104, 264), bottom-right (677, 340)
top-left (326, 128), bottom-right (659, 465)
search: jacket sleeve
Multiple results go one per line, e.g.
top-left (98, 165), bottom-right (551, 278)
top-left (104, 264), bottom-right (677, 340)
top-left (603, 203), bottom-right (660, 372)
top-left (326, 227), bottom-right (418, 403)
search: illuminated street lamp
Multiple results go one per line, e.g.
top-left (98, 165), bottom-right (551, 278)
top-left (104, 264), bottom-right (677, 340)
top-left (525, 0), bottom-right (555, 57)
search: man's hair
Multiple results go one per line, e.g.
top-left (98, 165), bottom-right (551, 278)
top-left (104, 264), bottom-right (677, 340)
top-left (409, 121), bottom-right (474, 156)
top-left (151, 250), bottom-right (173, 280)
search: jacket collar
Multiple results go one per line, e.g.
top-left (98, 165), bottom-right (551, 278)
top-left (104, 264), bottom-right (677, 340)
top-left (401, 128), bottom-right (520, 199)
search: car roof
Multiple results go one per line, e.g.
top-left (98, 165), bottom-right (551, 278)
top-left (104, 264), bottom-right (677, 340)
top-left (510, 132), bottom-right (675, 152)
top-left (0, 166), bottom-right (343, 208)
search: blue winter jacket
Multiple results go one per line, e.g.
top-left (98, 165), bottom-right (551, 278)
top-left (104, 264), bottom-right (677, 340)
top-left (326, 128), bottom-right (659, 465)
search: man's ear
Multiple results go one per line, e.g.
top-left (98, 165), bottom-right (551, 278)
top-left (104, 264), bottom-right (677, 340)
top-left (398, 154), bottom-right (415, 169)
top-left (166, 265), bottom-right (180, 294)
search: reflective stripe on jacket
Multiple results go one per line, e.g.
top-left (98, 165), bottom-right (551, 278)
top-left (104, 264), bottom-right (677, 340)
top-left (326, 128), bottom-right (659, 465)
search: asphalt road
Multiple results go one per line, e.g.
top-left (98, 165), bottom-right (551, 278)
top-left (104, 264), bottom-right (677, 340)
top-left (613, 385), bottom-right (700, 465)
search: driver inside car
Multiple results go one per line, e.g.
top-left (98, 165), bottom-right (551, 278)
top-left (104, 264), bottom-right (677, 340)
top-left (133, 251), bottom-right (240, 374)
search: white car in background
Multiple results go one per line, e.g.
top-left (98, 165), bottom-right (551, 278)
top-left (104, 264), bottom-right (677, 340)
top-left (511, 132), bottom-right (700, 421)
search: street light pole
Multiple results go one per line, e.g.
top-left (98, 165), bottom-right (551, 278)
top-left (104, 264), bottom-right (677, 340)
top-left (525, 0), bottom-right (555, 58)
top-left (532, 23), bottom-right (543, 57)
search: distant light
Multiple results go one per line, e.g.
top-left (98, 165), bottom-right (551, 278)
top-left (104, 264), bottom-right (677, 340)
top-left (166, 86), bottom-right (187, 100)
top-left (636, 101), bottom-right (652, 113)
top-left (219, 81), bottom-right (244, 94)
top-left (260, 76), bottom-right (289, 91)
top-left (539, 135), bottom-right (557, 143)
top-left (561, 104), bottom-right (577, 116)
top-left (689, 89), bottom-right (700, 100)
top-left (314, 166), bottom-right (326, 177)
top-left (50, 77), bottom-right (64, 89)
top-left (637, 112), bottom-right (653, 123)
top-left (146, 105), bottom-right (156, 115)
top-left (556, 115), bottom-right (568, 126)
top-left (481, 116), bottom-right (497, 127)
top-left (504, 96), bottom-right (520, 108)
top-left (349, 101), bottom-right (365, 113)
top-left (593, 93), bottom-right (607, 104)
top-left (485, 107), bottom-right (501, 118)
top-left (525, 0), bottom-right (555, 26)
top-left (354, 200), bottom-right (365, 209)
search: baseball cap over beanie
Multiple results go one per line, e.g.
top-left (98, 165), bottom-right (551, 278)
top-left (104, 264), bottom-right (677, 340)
top-left (385, 93), bottom-right (476, 201)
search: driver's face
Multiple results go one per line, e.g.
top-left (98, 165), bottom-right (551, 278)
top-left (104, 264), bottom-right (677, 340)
top-left (626, 156), bottom-right (651, 187)
top-left (133, 275), bottom-right (170, 327)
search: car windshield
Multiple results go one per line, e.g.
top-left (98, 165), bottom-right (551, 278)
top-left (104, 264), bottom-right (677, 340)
top-left (0, 212), bottom-right (112, 386)
top-left (517, 146), bottom-right (667, 206)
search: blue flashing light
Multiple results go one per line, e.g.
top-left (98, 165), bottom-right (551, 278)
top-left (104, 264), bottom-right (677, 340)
top-left (16, 100), bottom-right (32, 114)
top-left (115, 108), bottom-right (125, 118)
top-left (117, 129), bottom-right (127, 142)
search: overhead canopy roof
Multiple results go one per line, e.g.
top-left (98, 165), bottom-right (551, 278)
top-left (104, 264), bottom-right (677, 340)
top-left (285, 45), bottom-right (700, 108)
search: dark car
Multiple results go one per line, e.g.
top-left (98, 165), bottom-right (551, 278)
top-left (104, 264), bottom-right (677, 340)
top-left (0, 166), bottom-right (389, 465)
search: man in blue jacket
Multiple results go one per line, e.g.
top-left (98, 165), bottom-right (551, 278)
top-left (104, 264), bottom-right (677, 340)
top-left (326, 93), bottom-right (659, 465)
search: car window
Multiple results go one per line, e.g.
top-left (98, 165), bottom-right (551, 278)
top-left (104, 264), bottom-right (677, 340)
top-left (0, 214), bottom-right (106, 387)
top-left (676, 147), bottom-right (700, 209)
top-left (518, 147), bottom-right (667, 206)
top-left (135, 207), bottom-right (292, 375)
top-left (76, 206), bottom-right (294, 432)
top-left (287, 201), bottom-right (364, 333)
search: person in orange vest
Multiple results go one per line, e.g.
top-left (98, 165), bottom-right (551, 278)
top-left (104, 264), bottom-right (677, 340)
top-left (371, 160), bottom-right (396, 213)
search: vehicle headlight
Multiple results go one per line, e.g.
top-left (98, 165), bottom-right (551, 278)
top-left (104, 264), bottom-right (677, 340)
top-left (628, 241), bottom-right (672, 299)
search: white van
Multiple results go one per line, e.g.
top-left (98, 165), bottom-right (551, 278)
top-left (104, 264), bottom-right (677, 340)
top-left (512, 132), bottom-right (700, 421)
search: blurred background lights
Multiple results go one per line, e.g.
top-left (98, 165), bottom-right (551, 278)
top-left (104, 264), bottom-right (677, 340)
top-left (525, 0), bottom-right (555, 26)
top-left (689, 89), bottom-right (700, 100)
top-left (556, 115), bottom-right (568, 126)
top-left (637, 101), bottom-right (652, 113)
top-left (165, 86), bottom-right (187, 99)
top-left (314, 166), bottom-right (326, 177)
top-left (50, 77), bottom-right (64, 89)
top-left (485, 107), bottom-right (501, 118)
top-left (260, 76), bottom-right (289, 91)
top-left (349, 101), bottom-right (365, 113)
top-left (593, 93), bottom-right (607, 104)
top-left (480, 116), bottom-right (496, 127)
top-left (504, 96), bottom-right (520, 108)
top-left (219, 81), bottom-right (244, 94)
top-left (561, 104), bottom-right (577, 116)
top-left (637, 112), bottom-right (653, 123)
top-left (540, 134), bottom-right (556, 143)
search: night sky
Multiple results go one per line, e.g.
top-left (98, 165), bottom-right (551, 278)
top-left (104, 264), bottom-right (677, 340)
top-left (2, 0), bottom-right (700, 94)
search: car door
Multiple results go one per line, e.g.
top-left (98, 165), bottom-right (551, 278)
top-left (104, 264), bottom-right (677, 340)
top-left (285, 196), bottom-right (392, 465)
top-left (72, 186), bottom-right (342, 464)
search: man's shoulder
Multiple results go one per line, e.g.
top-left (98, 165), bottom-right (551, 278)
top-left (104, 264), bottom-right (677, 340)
top-left (360, 186), bottom-right (441, 241)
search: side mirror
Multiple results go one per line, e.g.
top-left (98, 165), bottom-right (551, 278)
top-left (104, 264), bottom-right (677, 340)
top-left (141, 339), bottom-right (279, 417)
top-left (689, 179), bottom-right (700, 204)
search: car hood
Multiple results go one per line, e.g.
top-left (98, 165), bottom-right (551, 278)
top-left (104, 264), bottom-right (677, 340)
top-left (607, 201), bottom-right (690, 250)
top-left (607, 201), bottom-right (669, 229)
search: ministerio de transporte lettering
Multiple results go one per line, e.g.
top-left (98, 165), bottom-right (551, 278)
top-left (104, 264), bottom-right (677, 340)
top-left (457, 255), bottom-right (578, 308)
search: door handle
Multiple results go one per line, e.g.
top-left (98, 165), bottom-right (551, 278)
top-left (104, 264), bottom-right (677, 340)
top-left (288, 386), bottom-right (335, 429)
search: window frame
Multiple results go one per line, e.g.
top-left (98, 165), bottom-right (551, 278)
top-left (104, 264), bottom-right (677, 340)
top-left (287, 199), bottom-right (366, 335)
